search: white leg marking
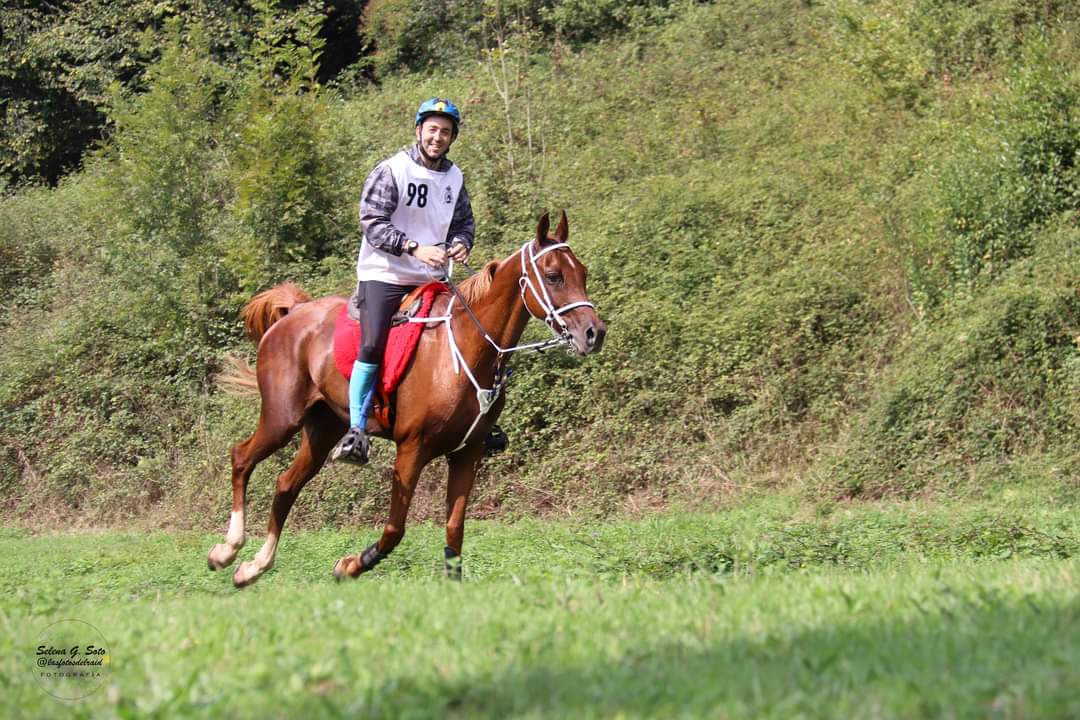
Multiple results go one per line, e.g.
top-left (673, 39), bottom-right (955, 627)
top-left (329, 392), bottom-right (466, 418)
top-left (252, 534), bottom-right (278, 570)
top-left (208, 510), bottom-right (246, 569)
top-left (233, 533), bottom-right (279, 586)
top-left (225, 510), bottom-right (245, 548)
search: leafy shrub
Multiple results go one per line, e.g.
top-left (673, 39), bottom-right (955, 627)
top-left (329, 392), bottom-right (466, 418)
top-left (0, 186), bottom-right (59, 309)
top-left (359, 0), bottom-right (679, 80)
top-left (360, 0), bottom-right (475, 79)
top-left (830, 240), bottom-right (1080, 498)
top-left (0, 7), bottom-right (357, 521)
top-left (0, 1), bottom-right (256, 186)
top-left (908, 0), bottom-right (1080, 78)
top-left (228, 2), bottom-right (339, 291)
top-left (909, 47), bottom-right (1080, 306)
top-left (831, 0), bottom-right (1080, 110)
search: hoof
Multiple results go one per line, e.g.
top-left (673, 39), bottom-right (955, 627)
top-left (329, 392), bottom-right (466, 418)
top-left (484, 425), bottom-right (509, 456)
top-left (333, 555), bottom-right (361, 581)
top-left (232, 562), bottom-right (263, 589)
top-left (207, 544), bottom-right (238, 571)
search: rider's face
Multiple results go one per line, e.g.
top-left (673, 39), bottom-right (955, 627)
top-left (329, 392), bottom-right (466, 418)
top-left (416, 116), bottom-right (456, 159)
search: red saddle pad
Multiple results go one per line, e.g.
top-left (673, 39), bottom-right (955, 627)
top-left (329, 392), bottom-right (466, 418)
top-left (332, 282), bottom-right (446, 396)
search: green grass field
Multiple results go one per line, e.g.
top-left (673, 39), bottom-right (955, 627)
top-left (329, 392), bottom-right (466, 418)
top-left (4, 501), bottom-right (1080, 719)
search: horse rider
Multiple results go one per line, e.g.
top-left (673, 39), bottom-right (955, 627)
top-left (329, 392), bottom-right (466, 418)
top-left (333, 98), bottom-right (479, 465)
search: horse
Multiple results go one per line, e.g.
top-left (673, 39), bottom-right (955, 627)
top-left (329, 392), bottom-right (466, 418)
top-left (207, 211), bottom-right (606, 587)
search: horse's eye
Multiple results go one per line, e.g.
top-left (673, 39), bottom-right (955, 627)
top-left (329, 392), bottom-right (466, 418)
top-left (545, 272), bottom-right (563, 284)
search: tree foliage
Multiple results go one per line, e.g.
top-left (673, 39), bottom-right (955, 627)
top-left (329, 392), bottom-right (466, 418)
top-left (0, 0), bottom-right (370, 188)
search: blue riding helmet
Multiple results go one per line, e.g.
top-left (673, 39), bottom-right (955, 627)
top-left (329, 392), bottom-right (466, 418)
top-left (415, 98), bottom-right (461, 133)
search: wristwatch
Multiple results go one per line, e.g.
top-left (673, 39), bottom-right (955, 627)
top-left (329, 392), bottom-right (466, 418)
top-left (405, 240), bottom-right (419, 256)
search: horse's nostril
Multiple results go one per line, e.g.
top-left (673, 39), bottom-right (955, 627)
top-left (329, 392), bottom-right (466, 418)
top-left (586, 326), bottom-right (596, 346)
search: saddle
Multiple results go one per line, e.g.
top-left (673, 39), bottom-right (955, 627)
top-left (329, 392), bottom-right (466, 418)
top-left (333, 282), bottom-right (447, 430)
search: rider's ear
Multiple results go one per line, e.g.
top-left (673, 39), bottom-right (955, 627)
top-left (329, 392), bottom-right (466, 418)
top-left (535, 211), bottom-right (553, 247)
top-left (554, 210), bottom-right (569, 244)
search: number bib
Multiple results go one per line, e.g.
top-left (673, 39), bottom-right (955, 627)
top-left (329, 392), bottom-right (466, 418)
top-left (357, 150), bottom-right (463, 285)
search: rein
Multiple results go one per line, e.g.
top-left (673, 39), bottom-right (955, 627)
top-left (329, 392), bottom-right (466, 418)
top-left (410, 241), bottom-right (595, 451)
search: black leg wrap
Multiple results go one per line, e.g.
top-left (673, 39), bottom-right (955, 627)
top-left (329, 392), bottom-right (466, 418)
top-left (359, 542), bottom-right (386, 573)
top-left (444, 546), bottom-right (462, 581)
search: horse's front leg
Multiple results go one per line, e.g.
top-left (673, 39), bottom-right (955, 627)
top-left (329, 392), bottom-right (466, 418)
top-left (334, 442), bottom-right (428, 579)
top-left (443, 445), bottom-right (485, 581)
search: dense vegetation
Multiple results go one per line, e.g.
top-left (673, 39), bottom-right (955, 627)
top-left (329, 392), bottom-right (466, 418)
top-left (1, 0), bottom-right (1078, 528)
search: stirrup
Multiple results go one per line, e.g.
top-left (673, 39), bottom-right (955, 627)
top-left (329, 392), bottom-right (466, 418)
top-left (332, 427), bottom-right (370, 465)
top-left (483, 425), bottom-right (508, 456)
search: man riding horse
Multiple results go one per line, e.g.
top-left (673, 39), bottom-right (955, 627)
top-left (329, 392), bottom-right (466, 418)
top-left (207, 101), bottom-right (605, 586)
top-left (333, 98), bottom-right (503, 464)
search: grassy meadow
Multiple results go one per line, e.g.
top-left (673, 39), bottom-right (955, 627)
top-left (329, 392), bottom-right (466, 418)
top-left (4, 501), bottom-right (1080, 718)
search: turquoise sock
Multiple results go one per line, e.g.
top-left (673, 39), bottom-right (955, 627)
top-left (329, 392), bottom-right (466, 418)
top-left (359, 386), bottom-right (375, 427)
top-left (349, 361), bottom-right (379, 429)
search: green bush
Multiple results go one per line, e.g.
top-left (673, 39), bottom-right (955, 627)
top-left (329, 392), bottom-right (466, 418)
top-left (0, 1), bottom-right (256, 186)
top-left (830, 236), bottom-right (1080, 498)
top-left (831, 0), bottom-right (1080, 110)
top-left (228, 2), bottom-right (340, 293)
top-left (359, 0), bottom-right (679, 81)
top-left (0, 186), bottom-right (60, 310)
top-left (360, 0), bottom-right (475, 79)
top-left (0, 8), bottom-right (359, 521)
top-left (907, 47), bottom-right (1080, 307)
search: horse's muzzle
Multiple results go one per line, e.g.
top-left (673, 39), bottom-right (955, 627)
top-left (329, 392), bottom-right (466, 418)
top-left (576, 319), bottom-right (606, 354)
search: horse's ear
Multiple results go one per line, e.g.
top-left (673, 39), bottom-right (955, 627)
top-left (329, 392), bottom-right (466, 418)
top-left (535, 211), bottom-right (552, 247)
top-left (554, 210), bottom-right (569, 244)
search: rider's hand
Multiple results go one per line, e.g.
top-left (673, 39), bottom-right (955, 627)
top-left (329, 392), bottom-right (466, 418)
top-left (413, 245), bottom-right (448, 269)
top-left (448, 241), bottom-right (470, 264)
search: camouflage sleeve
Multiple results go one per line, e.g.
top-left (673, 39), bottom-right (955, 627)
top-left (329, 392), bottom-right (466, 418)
top-left (358, 163), bottom-right (407, 256)
top-left (448, 180), bottom-right (475, 251)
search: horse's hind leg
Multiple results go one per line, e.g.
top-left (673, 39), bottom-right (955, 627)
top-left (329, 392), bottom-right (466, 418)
top-left (443, 445), bottom-right (485, 581)
top-left (234, 404), bottom-right (344, 588)
top-left (207, 408), bottom-right (300, 571)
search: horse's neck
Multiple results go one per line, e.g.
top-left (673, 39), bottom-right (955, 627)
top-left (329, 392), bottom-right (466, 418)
top-left (455, 255), bottom-right (531, 362)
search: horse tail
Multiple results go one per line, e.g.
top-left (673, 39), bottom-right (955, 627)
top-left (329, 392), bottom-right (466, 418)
top-left (215, 353), bottom-right (259, 397)
top-left (241, 282), bottom-right (312, 344)
top-left (215, 283), bottom-right (312, 397)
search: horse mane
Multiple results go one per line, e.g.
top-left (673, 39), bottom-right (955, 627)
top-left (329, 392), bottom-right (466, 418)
top-left (241, 283), bottom-right (312, 344)
top-left (456, 260), bottom-right (499, 304)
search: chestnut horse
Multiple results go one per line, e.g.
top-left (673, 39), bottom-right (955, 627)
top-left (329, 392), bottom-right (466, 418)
top-left (207, 211), bottom-right (605, 587)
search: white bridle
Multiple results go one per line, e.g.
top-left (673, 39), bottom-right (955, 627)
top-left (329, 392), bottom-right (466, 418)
top-left (411, 241), bottom-right (597, 450)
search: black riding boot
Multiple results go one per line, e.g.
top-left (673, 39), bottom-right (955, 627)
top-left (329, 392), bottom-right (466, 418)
top-left (483, 425), bottom-right (509, 456)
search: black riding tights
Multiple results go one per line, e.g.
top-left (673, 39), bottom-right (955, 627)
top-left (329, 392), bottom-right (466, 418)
top-left (353, 280), bottom-right (414, 363)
